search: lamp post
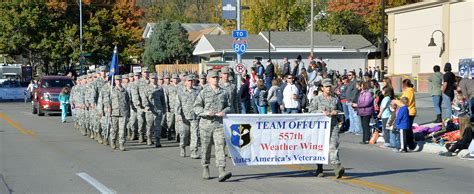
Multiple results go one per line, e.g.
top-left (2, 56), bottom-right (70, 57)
top-left (310, 0), bottom-right (314, 57)
top-left (428, 30), bottom-right (445, 58)
top-left (79, 0), bottom-right (84, 75)
top-left (380, 0), bottom-right (385, 80)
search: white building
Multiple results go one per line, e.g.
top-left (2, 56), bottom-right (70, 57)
top-left (193, 31), bottom-right (376, 73)
top-left (386, 1), bottom-right (474, 92)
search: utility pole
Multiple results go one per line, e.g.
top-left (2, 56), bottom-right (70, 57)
top-left (236, 0), bottom-right (242, 91)
top-left (79, 0), bottom-right (84, 75)
top-left (381, 0), bottom-right (385, 80)
top-left (310, 0), bottom-right (314, 57)
top-left (268, 30), bottom-right (271, 60)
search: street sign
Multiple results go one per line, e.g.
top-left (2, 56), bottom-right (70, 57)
top-left (235, 63), bottom-right (245, 74)
top-left (222, 0), bottom-right (237, 20)
top-left (232, 39), bottom-right (247, 55)
top-left (232, 30), bottom-right (247, 38)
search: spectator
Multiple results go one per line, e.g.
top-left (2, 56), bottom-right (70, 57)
top-left (297, 69), bottom-right (309, 112)
top-left (459, 77), bottom-right (474, 121)
top-left (339, 76), bottom-right (350, 132)
top-left (265, 59), bottom-right (275, 89)
top-left (368, 67), bottom-right (373, 78)
top-left (383, 77), bottom-right (394, 97)
top-left (239, 78), bottom-right (251, 114)
top-left (398, 79), bottom-right (417, 150)
top-left (374, 66), bottom-right (380, 82)
top-left (257, 80), bottom-right (268, 114)
top-left (249, 67), bottom-right (259, 113)
top-left (442, 115), bottom-right (473, 155)
top-left (386, 101), bottom-right (400, 149)
top-left (256, 61), bottom-right (265, 80)
top-left (354, 81), bottom-right (374, 144)
top-left (279, 75), bottom-right (301, 114)
top-left (358, 68), bottom-right (363, 79)
top-left (58, 87), bottom-right (70, 123)
top-left (442, 62), bottom-right (456, 119)
top-left (281, 57), bottom-right (291, 77)
top-left (429, 65), bottom-right (443, 123)
top-left (396, 97), bottom-right (410, 152)
top-left (346, 72), bottom-right (362, 135)
top-left (291, 60), bottom-right (299, 77)
top-left (378, 87), bottom-right (394, 147)
top-left (26, 80), bottom-right (35, 100)
top-left (343, 69), bottom-right (348, 76)
top-left (267, 79), bottom-right (280, 114)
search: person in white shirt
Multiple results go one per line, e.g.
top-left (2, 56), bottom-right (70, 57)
top-left (280, 75), bottom-right (300, 114)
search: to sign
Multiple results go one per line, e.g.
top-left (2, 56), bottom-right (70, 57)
top-left (232, 30), bottom-right (247, 38)
top-left (235, 63), bottom-right (245, 74)
top-left (233, 39), bottom-right (247, 55)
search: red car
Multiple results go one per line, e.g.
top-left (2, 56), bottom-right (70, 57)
top-left (32, 76), bottom-right (74, 116)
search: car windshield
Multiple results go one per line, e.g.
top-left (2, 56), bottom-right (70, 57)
top-left (41, 79), bottom-right (74, 88)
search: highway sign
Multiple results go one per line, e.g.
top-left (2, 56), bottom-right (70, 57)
top-left (232, 30), bottom-right (247, 38)
top-left (232, 39), bottom-right (247, 55)
top-left (222, 0), bottom-right (237, 19)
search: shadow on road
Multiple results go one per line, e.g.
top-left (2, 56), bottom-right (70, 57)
top-left (228, 170), bottom-right (314, 182)
top-left (343, 167), bottom-right (442, 179)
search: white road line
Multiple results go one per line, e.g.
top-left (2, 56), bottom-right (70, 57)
top-left (76, 172), bottom-right (117, 194)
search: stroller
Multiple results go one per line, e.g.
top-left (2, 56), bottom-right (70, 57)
top-left (369, 114), bottom-right (383, 144)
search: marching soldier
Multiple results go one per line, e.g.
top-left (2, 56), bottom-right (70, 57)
top-left (98, 76), bottom-right (111, 145)
top-left (308, 78), bottom-right (345, 179)
top-left (176, 74), bottom-right (201, 158)
top-left (108, 75), bottom-right (130, 151)
top-left (129, 72), bottom-right (141, 140)
top-left (137, 68), bottom-right (151, 143)
top-left (165, 74), bottom-right (179, 140)
top-left (161, 74), bottom-right (171, 139)
top-left (144, 73), bottom-right (167, 147)
top-left (193, 70), bottom-right (232, 182)
top-left (91, 67), bottom-right (107, 143)
top-left (195, 73), bottom-right (207, 91)
top-left (219, 67), bottom-right (240, 113)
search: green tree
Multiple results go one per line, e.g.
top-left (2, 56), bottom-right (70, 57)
top-left (142, 20), bottom-right (192, 68)
top-left (314, 10), bottom-right (376, 43)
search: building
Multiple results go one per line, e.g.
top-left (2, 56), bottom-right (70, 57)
top-left (142, 23), bottom-right (225, 44)
top-left (193, 31), bottom-right (376, 73)
top-left (386, 1), bottom-right (474, 92)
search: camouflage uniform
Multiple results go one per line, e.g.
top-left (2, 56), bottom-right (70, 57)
top-left (175, 78), bottom-right (185, 141)
top-left (160, 79), bottom-right (169, 138)
top-left (219, 81), bottom-right (239, 113)
top-left (128, 74), bottom-right (140, 140)
top-left (176, 75), bottom-right (200, 157)
top-left (166, 80), bottom-right (179, 139)
top-left (97, 82), bottom-right (111, 145)
top-left (109, 78), bottom-right (130, 151)
top-left (193, 72), bottom-right (232, 181)
top-left (307, 78), bottom-right (345, 178)
top-left (76, 81), bottom-right (87, 135)
top-left (144, 76), bottom-right (166, 147)
top-left (137, 77), bottom-right (151, 142)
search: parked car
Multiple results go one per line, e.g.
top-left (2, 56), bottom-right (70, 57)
top-left (32, 76), bottom-right (74, 116)
top-left (0, 80), bottom-right (27, 101)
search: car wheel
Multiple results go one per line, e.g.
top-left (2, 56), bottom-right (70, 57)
top-left (32, 103), bottom-right (37, 114)
top-left (38, 105), bottom-right (45, 116)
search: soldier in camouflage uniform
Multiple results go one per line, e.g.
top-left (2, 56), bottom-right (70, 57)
top-left (97, 76), bottom-right (111, 145)
top-left (219, 67), bottom-right (240, 113)
top-left (144, 73), bottom-right (167, 147)
top-left (136, 69), bottom-right (151, 143)
top-left (195, 73), bottom-right (207, 91)
top-left (161, 74), bottom-right (171, 139)
top-left (176, 74), bottom-right (201, 158)
top-left (107, 75), bottom-right (130, 151)
top-left (174, 72), bottom-right (187, 143)
top-left (70, 77), bottom-right (79, 128)
top-left (308, 78), bottom-right (345, 179)
top-left (165, 74), bottom-right (179, 140)
top-left (128, 72), bottom-right (141, 140)
top-left (125, 73), bottom-right (134, 140)
top-left (193, 70), bottom-right (232, 182)
top-left (76, 77), bottom-right (87, 136)
top-left (89, 67), bottom-right (107, 143)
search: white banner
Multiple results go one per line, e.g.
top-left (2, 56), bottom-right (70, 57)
top-left (223, 114), bottom-right (331, 166)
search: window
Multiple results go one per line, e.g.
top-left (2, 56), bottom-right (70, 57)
top-left (224, 56), bottom-right (234, 61)
top-left (254, 56), bottom-right (263, 62)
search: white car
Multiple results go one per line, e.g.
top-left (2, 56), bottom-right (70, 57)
top-left (0, 80), bottom-right (27, 101)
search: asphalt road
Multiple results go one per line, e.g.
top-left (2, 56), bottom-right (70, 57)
top-left (1, 102), bottom-right (473, 194)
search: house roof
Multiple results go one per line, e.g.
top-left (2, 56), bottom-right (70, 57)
top-left (142, 22), bottom-right (224, 39)
top-left (193, 31), bottom-right (376, 56)
top-left (188, 27), bottom-right (225, 44)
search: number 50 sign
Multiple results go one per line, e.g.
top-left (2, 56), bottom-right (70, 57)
top-left (233, 39), bottom-right (247, 55)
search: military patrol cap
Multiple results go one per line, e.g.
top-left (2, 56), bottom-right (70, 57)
top-left (186, 74), bottom-right (197, 81)
top-left (207, 70), bottom-right (219, 78)
top-left (171, 73), bottom-right (179, 79)
top-left (142, 67), bottom-right (149, 72)
top-left (99, 66), bottom-right (106, 72)
top-left (128, 73), bottom-right (133, 77)
top-left (163, 74), bottom-right (170, 79)
top-left (122, 74), bottom-right (129, 79)
top-left (180, 72), bottom-right (188, 77)
top-left (199, 73), bottom-right (207, 79)
top-left (149, 73), bottom-right (158, 79)
top-left (114, 75), bottom-right (122, 79)
top-left (322, 78), bottom-right (332, 87)
top-left (220, 67), bottom-right (230, 74)
top-left (158, 74), bottom-right (163, 80)
top-left (133, 72), bottom-right (140, 76)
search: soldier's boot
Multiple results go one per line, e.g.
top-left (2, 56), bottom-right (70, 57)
top-left (218, 167), bottom-right (232, 182)
top-left (119, 143), bottom-right (125, 151)
top-left (130, 132), bottom-right (136, 141)
top-left (110, 140), bottom-right (116, 149)
top-left (138, 135), bottom-right (144, 143)
top-left (97, 134), bottom-right (103, 144)
top-left (176, 133), bottom-right (180, 143)
top-left (80, 128), bottom-right (86, 136)
top-left (147, 135), bottom-right (153, 146)
top-left (90, 131), bottom-right (95, 139)
top-left (334, 164), bottom-right (345, 179)
top-left (190, 150), bottom-right (200, 159)
top-left (314, 164), bottom-right (324, 177)
top-left (202, 167), bottom-right (210, 180)
top-left (180, 148), bottom-right (186, 157)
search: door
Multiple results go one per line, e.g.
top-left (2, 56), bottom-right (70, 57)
top-left (411, 56), bottom-right (420, 91)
